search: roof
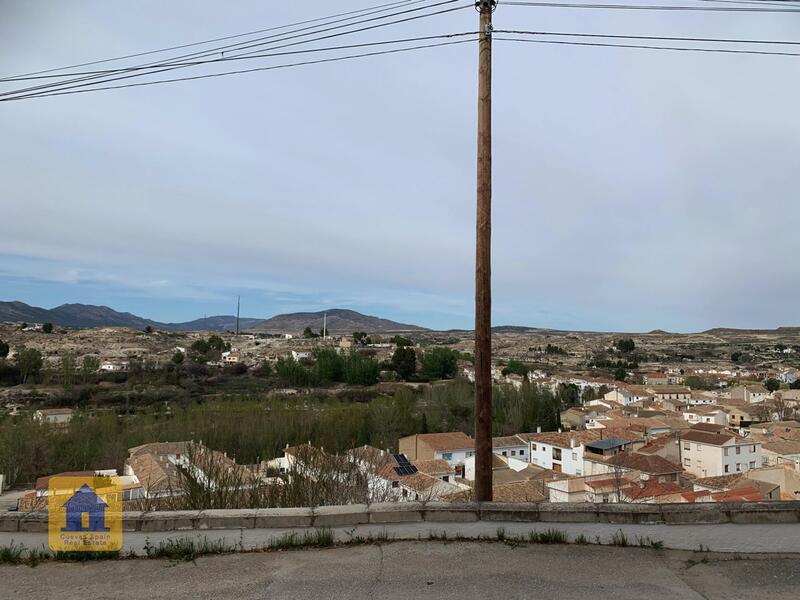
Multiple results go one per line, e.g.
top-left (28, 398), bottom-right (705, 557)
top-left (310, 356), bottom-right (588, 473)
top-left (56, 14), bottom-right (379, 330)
top-left (492, 435), bottom-right (527, 448)
top-left (689, 423), bottom-right (727, 433)
top-left (36, 408), bottom-right (74, 415)
top-left (763, 440), bottom-right (800, 456)
top-left (637, 434), bottom-right (677, 454)
top-left (624, 480), bottom-right (687, 501)
top-left (446, 480), bottom-right (549, 503)
top-left (649, 385), bottom-right (691, 394)
top-left (604, 452), bottom-right (682, 475)
top-left (35, 471), bottom-right (97, 492)
top-left (412, 459), bottom-right (453, 475)
top-left (527, 430), bottom-right (600, 448)
top-left (693, 473), bottom-right (748, 490)
top-left (680, 430), bottom-right (737, 446)
top-left (712, 486), bottom-right (764, 502)
top-left (411, 432), bottom-right (474, 451)
top-left (584, 438), bottom-right (630, 451)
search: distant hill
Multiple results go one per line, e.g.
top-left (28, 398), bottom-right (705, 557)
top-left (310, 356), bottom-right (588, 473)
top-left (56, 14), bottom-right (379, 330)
top-left (251, 309), bottom-right (426, 333)
top-left (0, 301), bottom-right (161, 330)
top-left (0, 301), bottom-right (426, 333)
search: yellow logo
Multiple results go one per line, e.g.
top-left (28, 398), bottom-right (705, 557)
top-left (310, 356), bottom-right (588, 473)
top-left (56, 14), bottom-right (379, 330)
top-left (48, 476), bottom-right (122, 552)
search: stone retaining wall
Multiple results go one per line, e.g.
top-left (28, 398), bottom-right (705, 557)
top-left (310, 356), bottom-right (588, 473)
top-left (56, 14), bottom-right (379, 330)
top-left (3, 501), bottom-right (800, 533)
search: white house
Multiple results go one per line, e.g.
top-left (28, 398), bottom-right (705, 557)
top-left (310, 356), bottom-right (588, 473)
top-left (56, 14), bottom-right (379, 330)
top-left (526, 430), bottom-right (601, 476)
top-left (33, 408), bottom-right (74, 425)
top-left (682, 407), bottom-right (728, 426)
top-left (604, 386), bottom-right (650, 406)
top-left (398, 433), bottom-right (475, 469)
top-left (492, 435), bottom-right (529, 461)
top-left (291, 351), bottom-right (311, 361)
top-left (679, 429), bottom-right (761, 478)
top-left (730, 385), bottom-right (769, 404)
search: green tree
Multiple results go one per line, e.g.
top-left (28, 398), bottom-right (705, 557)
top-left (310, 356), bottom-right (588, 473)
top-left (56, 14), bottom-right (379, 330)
top-left (501, 360), bottom-right (530, 377)
top-left (353, 331), bottom-right (371, 345)
top-left (764, 378), bottom-right (781, 392)
top-left (790, 379), bottom-right (800, 390)
top-left (314, 349), bottom-right (344, 383)
top-left (42, 322), bottom-right (53, 334)
top-left (16, 347), bottom-right (43, 383)
top-left (60, 352), bottom-right (77, 389)
top-left (144, 325), bottom-right (154, 334)
top-left (342, 351), bottom-right (380, 386)
top-left (616, 338), bottom-right (635, 353)
top-left (390, 336), bottom-right (413, 347)
top-left (0, 339), bottom-right (8, 359)
top-left (421, 347), bottom-right (459, 380)
top-left (82, 355), bottom-right (100, 383)
top-left (614, 366), bottom-right (627, 382)
top-left (303, 327), bottom-right (318, 339)
top-left (391, 346), bottom-right (417, 380)
top-left (172, 352), bottom-right (185, 365)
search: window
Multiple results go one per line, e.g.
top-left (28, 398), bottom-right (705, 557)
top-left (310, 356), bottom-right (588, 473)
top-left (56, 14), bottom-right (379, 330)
top-left (724, 448), bottom-right (729, 457)
top-left (684, 442), bottom-right (690, 450)
top-left (502, 451), bottom-right (507, 457)
top-left (571, 452), bottom-right (577, 461)
top-left (736, 446), bottom-right (741, 455)
top-left (736, 463), bottom-right (741, 472)
top-left (749, 461), bottom-right (755, 469)
top-left (466, 451), bottom-right (474, 458)
top-left (724, 465), bottom-right (730, 473)
top-left (511, 450), bottom-right (516, 456)
top-left (552, 448), bottom-right (562, 461)
top-left (392, 481), bottom-right (399, 489)
top-left (442, 452), bottom-right (453, 461)
top-left (402, 489), bottom-right (408, 498)
top-left (751, 445), bottom-right (757, 453)
top-left (684, 458), bottom-right (690, 466)
top-left (442, 476), bottom-right (450, 482)
top-left (519, 450), bottom-right (525, 456)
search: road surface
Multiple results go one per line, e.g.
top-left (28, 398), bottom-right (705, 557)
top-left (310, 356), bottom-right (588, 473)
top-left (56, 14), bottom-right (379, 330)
top-left (2, 541), bottom-right (799, 600)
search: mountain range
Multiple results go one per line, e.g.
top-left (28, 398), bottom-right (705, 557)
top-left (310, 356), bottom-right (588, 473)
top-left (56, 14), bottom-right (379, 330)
top-left (0, 301), bottom-right (427, 333)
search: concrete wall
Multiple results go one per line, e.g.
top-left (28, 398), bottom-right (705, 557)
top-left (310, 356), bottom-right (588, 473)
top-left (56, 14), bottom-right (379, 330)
top-left (4, 501), bottom-right (800, 534)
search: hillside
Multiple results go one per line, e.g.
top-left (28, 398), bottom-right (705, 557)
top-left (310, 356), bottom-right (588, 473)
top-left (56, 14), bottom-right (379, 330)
top-left (0, 301), bottom-right (426, 333)
top-left (251, 309), bottom-right (426, 333)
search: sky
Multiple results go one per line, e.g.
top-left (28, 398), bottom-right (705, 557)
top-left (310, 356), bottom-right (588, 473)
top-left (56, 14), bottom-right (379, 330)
top-left (1, 0), bottom-right (799, 332)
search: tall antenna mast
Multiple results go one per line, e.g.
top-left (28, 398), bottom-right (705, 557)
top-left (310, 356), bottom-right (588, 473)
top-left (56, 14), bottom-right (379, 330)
top-left (236, 296), bottom-right (240, 336)
top-left (323, 312), bottom-right (327, 339)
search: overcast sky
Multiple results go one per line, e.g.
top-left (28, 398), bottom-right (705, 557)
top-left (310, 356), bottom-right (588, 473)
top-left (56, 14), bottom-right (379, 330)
top-left (1, 0), bottom-right (799, 332)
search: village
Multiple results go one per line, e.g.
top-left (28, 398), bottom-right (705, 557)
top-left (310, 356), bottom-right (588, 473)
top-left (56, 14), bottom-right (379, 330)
top-left (3, 315), bottom-right (800, 511)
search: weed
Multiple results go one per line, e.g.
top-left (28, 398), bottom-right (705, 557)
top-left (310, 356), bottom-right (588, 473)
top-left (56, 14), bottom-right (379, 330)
top-left (496, 527), bottom-right (506, 541)
top-left (144, 536), bottom-right (236, 561)
top-left (610, 530), bottom-right (629, 547)
top-left (528, 529), bottom-right (568, 544)
top-left (573, 534), bottom-right (589, 545)
top-left (635, 536), bottom-right (664, 550)
top-left (0, 542), bottom-right (26, 565)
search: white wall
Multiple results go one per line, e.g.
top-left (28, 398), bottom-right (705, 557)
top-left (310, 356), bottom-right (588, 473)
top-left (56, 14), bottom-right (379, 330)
top-left (529, 442), bottom-right (585, 475)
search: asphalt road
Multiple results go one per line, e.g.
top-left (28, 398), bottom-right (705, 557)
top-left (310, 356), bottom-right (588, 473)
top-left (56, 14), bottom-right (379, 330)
top-left (3, 542), bottom-right (800, 600)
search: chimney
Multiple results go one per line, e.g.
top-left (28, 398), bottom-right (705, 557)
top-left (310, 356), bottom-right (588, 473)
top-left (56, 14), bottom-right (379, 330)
top-left (558, 428), bottom-right (562, 433)
top-left (537, 426), bottom-right (542, 434)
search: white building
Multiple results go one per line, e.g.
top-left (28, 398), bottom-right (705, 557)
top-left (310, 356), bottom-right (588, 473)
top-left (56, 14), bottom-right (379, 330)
top-left (291, 351), bottom-right (311, 361)
top-left (525, 431), bottom-right (601, 476)
top-left (492, 435), bottom-right (529, 461)
top-left (682, 407), bottom-right (728, 426)
top-left (33, 408), bottom-right (74, 424)
top-left (679, 429), bottom-right (761, 478)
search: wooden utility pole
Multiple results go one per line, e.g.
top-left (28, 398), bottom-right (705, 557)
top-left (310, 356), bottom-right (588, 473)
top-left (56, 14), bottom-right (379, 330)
top-left (474, 0), bottom-right (495, 503)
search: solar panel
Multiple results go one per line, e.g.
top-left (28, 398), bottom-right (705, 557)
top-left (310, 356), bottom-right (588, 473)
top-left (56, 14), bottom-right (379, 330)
top-left (393, 453), bottom-right (411, 467)
top-left (393, 465), bottom-right (418, 476)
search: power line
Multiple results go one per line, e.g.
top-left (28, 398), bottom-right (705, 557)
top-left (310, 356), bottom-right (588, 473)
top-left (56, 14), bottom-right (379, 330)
top-left (1, 38), bottom-right (478, 102)
top-left (1, 1), bottom-right (471, 98)
top-left (496, 35), bottom-right (800, 56)
top-left (503, 1), bottom-right (800, 12)
top-left (0, 0), bottom-right (424, 80)
top-left (496, 29), bottom-right (800, 46)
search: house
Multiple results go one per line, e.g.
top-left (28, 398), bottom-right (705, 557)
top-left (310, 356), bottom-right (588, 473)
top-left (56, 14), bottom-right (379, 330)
top-left (398, 432), bottom-right (475, 467)
top-left (583, 450), bottom-right (683, 483)
top-left (33, 408), bottom-right (74, 425)
top-left (687, 392), bottom-right (718, 406)
top-left (100, 361), bottom-right (129, 372)
top-left (604, 386), bottom-right (651, 406)
top-left (221, 350), bottom-right (240, 363)
top-left (682, 406), bottom-right (728, 426)
top-left (679, 429), bottom-right (762, 478)
top-left (492, 435), bottom-right (529, 460)
top-left (370, 454), bottom-right (463, 502)
top-left (721, 404), bottom-right (759, 428)
top-left (648, 385), bottom-right (692, 401)
top-left (643, 372), bottom-right (669, 386)
top-left (761, 440), bottom-right (800, 469)
top-left (730, 384), bottom-right (770, 404)
top-left (291, 351), bottom-right (311, 361)
top-left (525, 430), bottom-right (603, 475)
top-left (124, 441), bottom-right (246, 500)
